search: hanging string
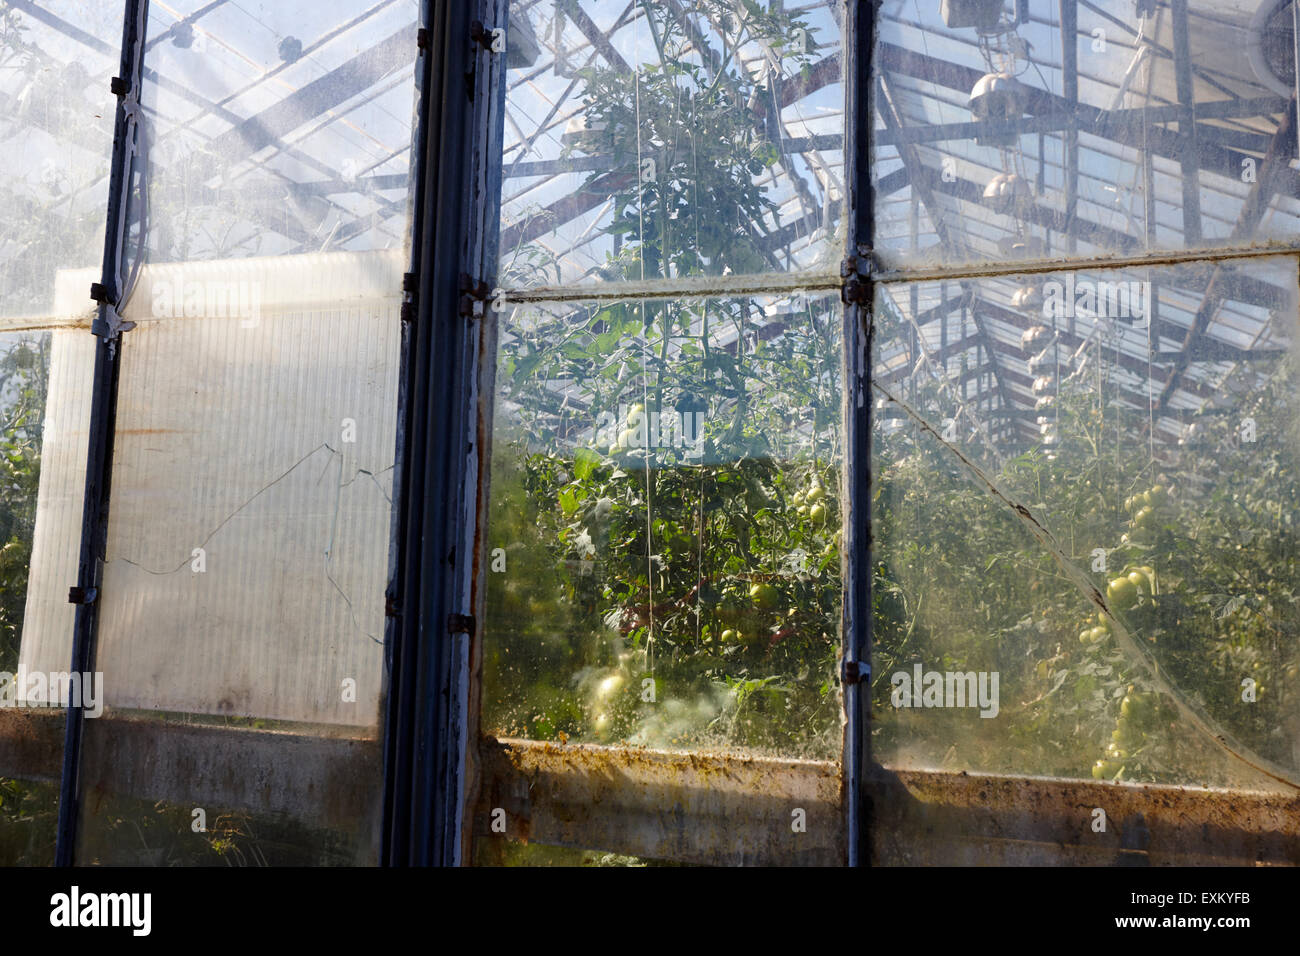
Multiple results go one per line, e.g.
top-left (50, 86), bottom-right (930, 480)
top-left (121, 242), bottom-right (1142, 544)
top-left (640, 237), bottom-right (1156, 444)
top-left (632, 2), bottom-right (654, 675)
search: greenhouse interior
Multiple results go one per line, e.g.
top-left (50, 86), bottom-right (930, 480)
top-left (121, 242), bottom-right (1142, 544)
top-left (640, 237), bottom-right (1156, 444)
top-left (1, 0), bottom-right (1299, 871)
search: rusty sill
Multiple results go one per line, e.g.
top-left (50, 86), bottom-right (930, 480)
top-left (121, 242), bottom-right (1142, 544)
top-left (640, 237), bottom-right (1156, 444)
top-left (474, 736), bottom-right (844, 866)
top-left (6, 709), bottom-right (1295, 865)
top-left (474, 737), bottom-right (1300, 867)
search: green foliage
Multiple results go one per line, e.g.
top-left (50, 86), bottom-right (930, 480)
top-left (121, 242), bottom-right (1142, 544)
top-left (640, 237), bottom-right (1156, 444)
top-left (872, 343), bottom-right (1300, 786)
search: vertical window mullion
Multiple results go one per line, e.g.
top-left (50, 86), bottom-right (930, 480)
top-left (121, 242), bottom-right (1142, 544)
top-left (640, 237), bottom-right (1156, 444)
top-left (54, 0), bottom-right (150, 868)
top-left (843, 0), bottom-right (874, 868)
top-left (381, 0), bottom-right (509, 867)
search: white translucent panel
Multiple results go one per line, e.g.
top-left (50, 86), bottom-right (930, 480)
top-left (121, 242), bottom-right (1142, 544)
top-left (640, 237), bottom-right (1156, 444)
top-left (15, 330), bottom-right (93, 702)
top-left (20, 251), bottom-right (401, 726)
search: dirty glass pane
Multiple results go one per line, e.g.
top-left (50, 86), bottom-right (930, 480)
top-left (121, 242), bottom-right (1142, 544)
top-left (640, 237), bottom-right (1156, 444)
top-left (0, 2), bottom-right (121, 319)
top-left (873, 0), bottom-right (1300, 272)
top-left (482, 292), bottom-right (844, 764)
top-left (7, 2), bottom-right (422, 866)
top-left (871, 256), bottom-right (1300, 804)
top-left (499, 1), bottom-right (844, 290)
top-left (141, 0), bottom-right (418, 262)
top-left (0, 330), bottom-right (62, 865)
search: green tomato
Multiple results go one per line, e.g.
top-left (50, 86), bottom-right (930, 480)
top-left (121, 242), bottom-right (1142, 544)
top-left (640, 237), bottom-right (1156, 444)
top-left (595, 674), bottom-right (625, 700)
top-left (805, 483), bottom-right (826, 504)
top-left (749, 583), bottom-right (779, 610)
top-left (1147, 484), bottom-right (1168, 506)
top-left (720, 628), bottom-right (737, 643)
top-left (1107, 576), bottom-right (1137, 609)
top-left (1127, 569), bottom-right (1152, 596)
top-left (1091, 759), bottom-right (1121, 780)
top-left (809, 503), bottom-right (827, 523)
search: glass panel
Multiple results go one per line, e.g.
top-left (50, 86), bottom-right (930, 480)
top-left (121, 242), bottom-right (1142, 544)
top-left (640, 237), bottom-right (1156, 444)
top-left (873, 1), bottom-right (1300, 272)
top-left (142, 0), bottom-right (418, 262)
top-left (7, 2), bottom-right (421, 866)
top-left (872, 256), bottom-right (1300, 796)
top-left (499, 1), bottom-right (844, 290)
top-left (0, 330), bottom-right (63, 866)
top-left (483, 292), bottom-right (843, 762)
top-left (0, 0), bottom-right (122, 863)
top-left (0, 1), bottom-right (122, 319)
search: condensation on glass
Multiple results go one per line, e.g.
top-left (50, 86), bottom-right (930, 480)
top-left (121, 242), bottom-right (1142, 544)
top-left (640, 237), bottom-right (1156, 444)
top-left (499, 0), bottom-right (845, 289)
top-left (484, 292), bottom-right (844, 759)
top-left (872, 1), bottom-right (1300, 273)
top-left (474, 0), bottom-right (851, 867)
top-left (872, 250), bottom-right (1300, 839)
top-left (9, 0), bottom-right (420, 865)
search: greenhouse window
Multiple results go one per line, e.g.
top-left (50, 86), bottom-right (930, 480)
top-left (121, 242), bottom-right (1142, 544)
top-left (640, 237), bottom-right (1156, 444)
top-left (1, 0), bottom-right (1300, 873)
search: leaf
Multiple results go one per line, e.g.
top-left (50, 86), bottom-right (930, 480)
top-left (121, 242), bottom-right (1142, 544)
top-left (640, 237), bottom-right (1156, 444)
top-left (572, 448), bottom-right (601, 482)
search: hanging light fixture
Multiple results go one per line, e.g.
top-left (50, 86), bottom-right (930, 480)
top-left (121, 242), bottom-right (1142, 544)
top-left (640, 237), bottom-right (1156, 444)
top-left (1011, 283), bottom-right (1044, 315)
top-left (940, 0), bottom-right (1005, 32)
top-left (968, 72), bottom-right (1024, 146)
top-left (982, 172), bottom-right (1033, 217)
top-left (1020, 324), bottom-right (1049, 351)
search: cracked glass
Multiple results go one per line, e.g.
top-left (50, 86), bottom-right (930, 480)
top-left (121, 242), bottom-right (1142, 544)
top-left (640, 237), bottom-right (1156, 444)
top-left (28, 0), bottom-right (423, 866)
top-left (872, 255), bottom-right (1300, 803)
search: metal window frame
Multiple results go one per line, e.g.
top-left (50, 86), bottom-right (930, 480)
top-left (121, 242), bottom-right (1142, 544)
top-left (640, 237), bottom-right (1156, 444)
top-left (54, 0), bottom-right (151, 867)
top-left (380, 0), bottom-right (509, 867)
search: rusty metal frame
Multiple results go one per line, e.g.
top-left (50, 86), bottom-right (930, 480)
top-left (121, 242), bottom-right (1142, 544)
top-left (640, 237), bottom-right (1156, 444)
top-left (381, 0), bottom-right (509, 867)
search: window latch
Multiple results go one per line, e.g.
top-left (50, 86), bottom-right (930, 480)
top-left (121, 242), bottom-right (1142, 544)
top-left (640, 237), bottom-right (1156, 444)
top-left (400, 272), bottom-right (418, 324)
top-left (842, 659), bottom-right (869, 686)
top-left (458, 273), bottom-right (491, 321)
top-left (840, 254), bottom-right (871, 307)
top-left (68, 586), bottom-right (98, 605)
